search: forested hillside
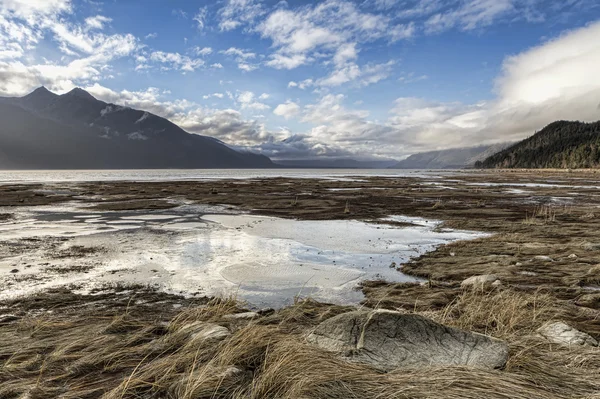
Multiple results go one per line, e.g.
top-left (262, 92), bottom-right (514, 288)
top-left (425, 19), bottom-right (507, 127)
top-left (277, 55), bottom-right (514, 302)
top-left (475, 121), bottom-right (600, 169)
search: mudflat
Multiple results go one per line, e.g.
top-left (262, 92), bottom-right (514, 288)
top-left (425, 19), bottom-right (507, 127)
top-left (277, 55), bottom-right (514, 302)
top-left (1, 169), bottom-right (600, 398)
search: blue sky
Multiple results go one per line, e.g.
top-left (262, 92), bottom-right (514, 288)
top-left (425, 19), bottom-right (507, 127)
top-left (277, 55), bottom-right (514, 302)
top-left (1, 0), bottom-right (600, 160)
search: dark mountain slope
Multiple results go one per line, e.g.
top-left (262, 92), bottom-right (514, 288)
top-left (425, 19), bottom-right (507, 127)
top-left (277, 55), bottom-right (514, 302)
top-left (0, 87), bottom-right (273, 169)
top-left (0, 101), bottom-right (118, 169)
top-left (475, 121), bottom-right (600, 169)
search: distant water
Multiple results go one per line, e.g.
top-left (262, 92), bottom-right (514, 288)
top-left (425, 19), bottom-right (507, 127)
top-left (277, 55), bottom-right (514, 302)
top-left (0, 169), bottom-right (454, 183)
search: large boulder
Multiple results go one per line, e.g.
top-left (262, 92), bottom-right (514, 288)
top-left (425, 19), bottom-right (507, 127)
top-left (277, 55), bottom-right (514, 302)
top-left (307, 309), bottom-right (509, 371)
top-left (537, 322), bottom-right (598, 347)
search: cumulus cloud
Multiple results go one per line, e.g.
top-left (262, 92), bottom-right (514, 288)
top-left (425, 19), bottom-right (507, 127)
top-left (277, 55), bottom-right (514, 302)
top-left (0, 0), bottom-right (140, 95)
top-left (257, 0), bottom-right (412, 71)
top-left (273, 101), bottom-right (300, 119)
top-left (237, 91), bottom-right (270, 110)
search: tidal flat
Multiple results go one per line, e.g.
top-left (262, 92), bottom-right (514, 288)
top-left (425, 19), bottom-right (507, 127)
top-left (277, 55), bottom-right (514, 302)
top-left (1, 169), bottom-right (600, 398)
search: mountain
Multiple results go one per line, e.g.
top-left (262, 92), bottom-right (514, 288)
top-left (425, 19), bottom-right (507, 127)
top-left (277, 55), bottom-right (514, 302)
top-left (389, 143), bottom-right (511, 169)
top-left (275, 158), bottom-right (398, 169)
top-left (0, 87), bottom-right (273, 169)
top-left (475, 121), bottom-right (600, 169)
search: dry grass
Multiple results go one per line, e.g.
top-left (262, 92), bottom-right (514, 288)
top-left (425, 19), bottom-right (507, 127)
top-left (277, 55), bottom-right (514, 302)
top-left (524, 205), bottom-right (557, 224)
top-left (1, 288), bottom-right (599, 399)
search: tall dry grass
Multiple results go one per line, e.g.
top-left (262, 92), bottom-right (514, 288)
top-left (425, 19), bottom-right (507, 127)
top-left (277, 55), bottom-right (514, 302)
top-left (1, 289), bottom-right (599, 399)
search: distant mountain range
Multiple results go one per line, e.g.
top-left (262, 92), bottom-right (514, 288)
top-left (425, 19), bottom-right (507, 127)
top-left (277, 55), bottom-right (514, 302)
top-left (389, 143), bottom-right (511, 169)
top-left (0, 87), bottom-right (273, 169)
top-left (476, 121), bottom-right (600, 169)
top-left (275, 158), bottom-right (398, 169)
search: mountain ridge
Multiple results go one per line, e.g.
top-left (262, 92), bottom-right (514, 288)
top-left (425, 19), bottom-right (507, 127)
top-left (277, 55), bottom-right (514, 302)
top-left (0, 87), bottom-right (273, 169)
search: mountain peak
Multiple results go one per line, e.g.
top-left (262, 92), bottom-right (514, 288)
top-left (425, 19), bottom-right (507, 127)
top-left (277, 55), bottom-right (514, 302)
top-left (63, 87), bottom-right (96, 101)
top-left (24, 86), bottom-right (58, 99)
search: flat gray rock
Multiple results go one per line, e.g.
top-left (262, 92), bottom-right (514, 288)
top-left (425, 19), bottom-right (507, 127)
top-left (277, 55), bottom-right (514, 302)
top-left (537, 322), bottom-right (598, 347)
top-left (307, 309), bottom-right (509, 371)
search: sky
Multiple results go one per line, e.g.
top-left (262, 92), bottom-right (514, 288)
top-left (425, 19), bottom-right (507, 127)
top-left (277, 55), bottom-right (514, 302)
top-left (1, 0), bottom-right (600, 161)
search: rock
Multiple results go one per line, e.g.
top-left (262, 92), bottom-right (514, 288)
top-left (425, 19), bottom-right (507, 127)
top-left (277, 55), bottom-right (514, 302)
top-left (461, 274), bottom-right (499, 289)
top-left (223, 312), bottom-right (259, 320)
top-left (178, 322), bottom-right (230, 344)
top-left (533, 256), bottom-right (553, 262)
top-left (537, 322), bottom-right (598, 347)
top-left (307, 309), bottom-right (509, 371)
top-left (191, 325), bottom-right (230, 342)
top-left (568, 254), bottom-right (578, 259)
top-left (10, 269), bottom-right (19, 273)
top-left (491, 280), bottom-right (503, 288)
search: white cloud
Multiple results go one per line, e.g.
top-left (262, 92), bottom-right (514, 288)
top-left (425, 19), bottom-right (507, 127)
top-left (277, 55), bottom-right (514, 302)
top-left (386, 20), bottom-right (600, 150)
top-left (193, 6), bottom-right (208, 30)
top-left (274, 101), bottom-right (300, 119)
top-left (148, 51), bottom-right (204, 72)
top-left (0, 0), bottom-right (72, 18)
top-left (217, 0), bottom-right (265, 31)
top-left (220, 47), bottom-right (256, 59)
top-left (290, 79), bottom-right (314, 90)
top-left (421, 0), bottom-right (565, 34)
top-left (258, 93), bottom-right (270, 100)
top-left (257, 0), bottom-right (413, 72)
top-left (333, 42), bottom-right (358, 66)
top-left (0, 2), bottom-right (139, 96)
top-left (211, 63), bottom-right (223, 69)
top-left (265, 53), bottom-right (308, 69)
top-left (303, 60), bottom-right (395, 88)
top-left (237, 62), bottom-right (257, 72)
top-left (220, 47), bottom-right (258, 71)
top-left (145, 32), bottom-right (157, 39)
top-left (237, 90), bottom-right (270, 110)
top-left (203, 92), bottom-right (225, 99)
top-left (85, 15), bottom-right (112, 30)
top-left (194, 46), bottom-right (213, 56)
